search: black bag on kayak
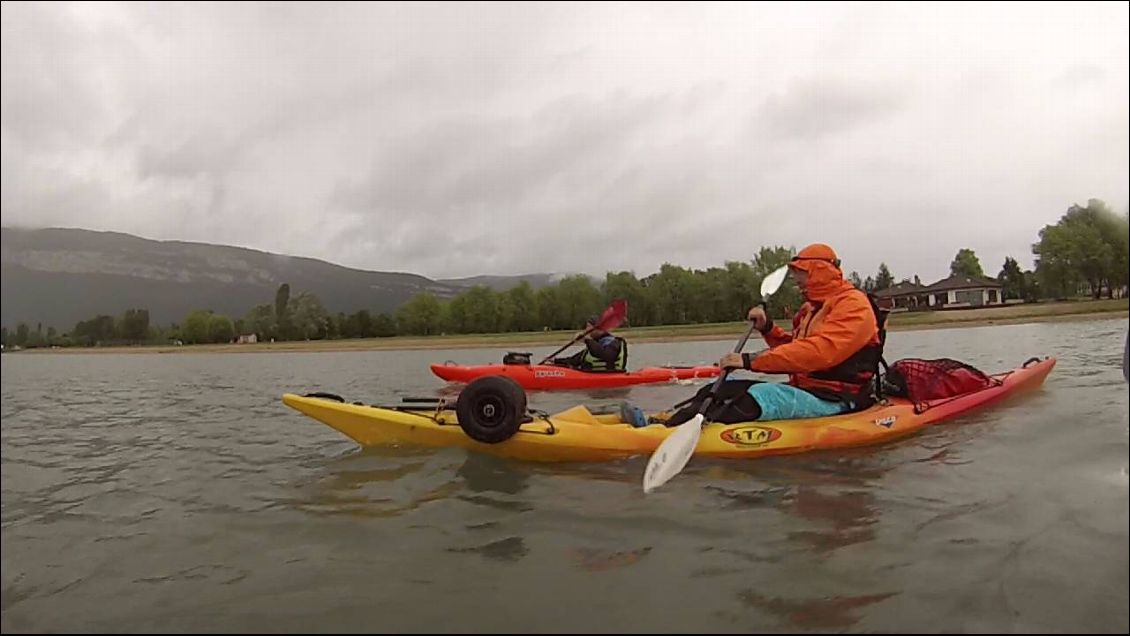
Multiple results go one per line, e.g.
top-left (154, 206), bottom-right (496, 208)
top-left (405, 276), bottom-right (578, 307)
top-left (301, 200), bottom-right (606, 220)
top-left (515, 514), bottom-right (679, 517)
top-left (502, 352), bottom-right (532, 365)
top-left (882, 358), bottom-right (994, 403)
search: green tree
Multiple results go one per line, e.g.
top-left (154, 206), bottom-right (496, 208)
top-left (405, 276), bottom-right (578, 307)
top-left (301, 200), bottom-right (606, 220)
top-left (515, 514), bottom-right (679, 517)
top-left (1022, 271), bottom-right (1042, 302)
top-left (444, 295), bottom-right (469, 333)
top-left (495, 292), bottom-right (515, 333)
top-left (750, 246), bottom-right (802, 318)
top-left (244, 304), bottom-right (276, 340)
top-left (719, 262), bottom-right (757, 324)
top-left (684, 267), bottom-right (724, 323)
top-left (329, 314), bottom-right (343, 339)
top-left (275, 283), bottom-right (292, 339)
top-left (350, 309), bottom-right (370, 338)
top-left (22, 323), bottom-right (43, 348)
top-left (15, 323), bottom-right (29, 347)
top-left (337, 312), bottom-right (355, 338)
top-left (848, 271), bottom-right (863, 289)
top-left (182, 310), bottom-right (213, 344)
top-left (506, 282), bottom-right (539, 332)
top-left (275, 283), bottom-right (290, 320)
top-left (289, 292), bottom-right (329, 339)
top-left (997, 257), bottom-right (1027, 301)
top-left (535, 286), bottom-right (564, 330)
top-left (119, 308), bottom-right (150, 343)
top-left (647, 264), bottom-right (697, 325)
top-left (208, 314), bottom-right (234, 343)
top-left (372, 313), bottom-right (398, 337)
top-left (1032, 199), bottom-right (1128, 299)
top-left (1033, 223), bottom-right (1077, 299)
top-left (950, 248), bottom-right (985, 278)
top-left (396, 292), bottom-right (443, 335)
top-left (72, 315), bottom-right (115, 346)
top-left (555, 275), bottom-right (604, 328)
top-left (459, 286), bottom-right (499, 333)
top-left (875, 263), bottom-right (894, 291)
top-left (333, 312), bottom-right (349, 338)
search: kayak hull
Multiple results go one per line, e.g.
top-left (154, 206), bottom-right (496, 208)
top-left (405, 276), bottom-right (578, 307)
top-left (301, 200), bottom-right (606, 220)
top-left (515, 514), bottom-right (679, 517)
top-left (284, 358), bottom-right (1055, 463)
top-left (430, 362), bottom-right (721, 390)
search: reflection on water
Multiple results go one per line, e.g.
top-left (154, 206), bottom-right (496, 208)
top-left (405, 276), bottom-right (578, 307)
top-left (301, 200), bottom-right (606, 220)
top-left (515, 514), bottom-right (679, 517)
top-left (448, 536), bottom-right (530, 562)
top-left (739, 590), bottom-right (900, 630)
top-left (567, 546), bottom-right (652, 572)
top-left (456, 453), bottom-right (531, 496)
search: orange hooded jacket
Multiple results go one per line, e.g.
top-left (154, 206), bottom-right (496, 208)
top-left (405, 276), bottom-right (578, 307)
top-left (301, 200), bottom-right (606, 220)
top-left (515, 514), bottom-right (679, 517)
top-left (748, 244), bottom-right (882, 402)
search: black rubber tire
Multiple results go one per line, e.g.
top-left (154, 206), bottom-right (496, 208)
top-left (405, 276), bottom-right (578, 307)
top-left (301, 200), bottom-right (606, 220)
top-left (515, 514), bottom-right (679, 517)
top-left (455, 376), bottom-right (527, 444)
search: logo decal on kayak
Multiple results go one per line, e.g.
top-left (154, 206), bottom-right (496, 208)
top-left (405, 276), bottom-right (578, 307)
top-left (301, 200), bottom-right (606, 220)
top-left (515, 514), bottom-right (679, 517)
top-left (534, 370), bottom-right (566, 377)
top-left (720, 426), bottom-right (782, 447)
top-left (874, 416), bottom-right (897, 429)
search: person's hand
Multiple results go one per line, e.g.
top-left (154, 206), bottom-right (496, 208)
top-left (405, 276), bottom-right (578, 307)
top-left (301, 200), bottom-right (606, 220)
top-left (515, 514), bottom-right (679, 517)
top-left (719, 352), bottom-right (744, 370)
top-left (575, 331), bottom-right (590, 342)
top-left (747, 305), bottom-right (769, 330)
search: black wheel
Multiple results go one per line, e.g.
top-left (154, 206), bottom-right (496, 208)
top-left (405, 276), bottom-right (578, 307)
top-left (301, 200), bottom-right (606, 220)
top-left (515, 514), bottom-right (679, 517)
top-left (456, 376), bottom-right (527, 444)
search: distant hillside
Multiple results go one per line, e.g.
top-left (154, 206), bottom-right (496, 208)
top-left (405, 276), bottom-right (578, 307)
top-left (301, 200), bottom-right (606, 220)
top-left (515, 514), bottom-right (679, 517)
top-left (0, 227), bottom-right (469, 329)
top-left (436, 273), bottom-right (559, 291)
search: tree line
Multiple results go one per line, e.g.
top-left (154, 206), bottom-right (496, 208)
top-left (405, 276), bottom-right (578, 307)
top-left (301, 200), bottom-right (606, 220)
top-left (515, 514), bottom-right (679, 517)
top-left (3, 199), bottom-right (1125, 348)
top-left (828, 199), bottom-right (1126, 303)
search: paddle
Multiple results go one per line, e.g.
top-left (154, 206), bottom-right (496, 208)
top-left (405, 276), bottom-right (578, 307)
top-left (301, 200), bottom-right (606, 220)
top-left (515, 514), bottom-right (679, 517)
top-left (538, 299), bottom-right (628, 365)
top-left (642, 265), bottom-right (789, 493)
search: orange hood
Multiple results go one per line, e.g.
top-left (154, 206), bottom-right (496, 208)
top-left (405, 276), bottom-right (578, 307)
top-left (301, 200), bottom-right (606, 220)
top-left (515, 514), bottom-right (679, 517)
top-left (790, 244), bottom-right (854, 302)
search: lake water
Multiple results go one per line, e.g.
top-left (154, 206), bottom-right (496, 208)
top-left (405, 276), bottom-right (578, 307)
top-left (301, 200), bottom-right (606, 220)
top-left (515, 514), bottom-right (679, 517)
top-left (2, 318), bottom-right (1127, 632)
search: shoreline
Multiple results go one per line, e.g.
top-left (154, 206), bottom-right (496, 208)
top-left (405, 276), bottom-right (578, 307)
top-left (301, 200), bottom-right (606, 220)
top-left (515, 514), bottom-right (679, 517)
top-left (10, 302), bottom-right (1127, 355)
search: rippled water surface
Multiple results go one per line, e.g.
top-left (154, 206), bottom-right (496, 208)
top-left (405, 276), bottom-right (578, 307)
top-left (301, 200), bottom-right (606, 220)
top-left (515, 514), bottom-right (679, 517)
top-left (3, 319), bottom-right (1128, 632)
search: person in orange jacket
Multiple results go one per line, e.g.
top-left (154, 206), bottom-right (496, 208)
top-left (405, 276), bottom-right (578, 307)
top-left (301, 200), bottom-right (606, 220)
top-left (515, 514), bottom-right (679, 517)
top-left (658, 243), bottom-right (885, 426)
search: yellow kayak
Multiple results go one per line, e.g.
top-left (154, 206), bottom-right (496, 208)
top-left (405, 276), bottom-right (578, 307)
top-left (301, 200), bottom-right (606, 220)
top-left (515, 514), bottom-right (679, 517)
top-left (281, 357), bottom-right (1055, 462)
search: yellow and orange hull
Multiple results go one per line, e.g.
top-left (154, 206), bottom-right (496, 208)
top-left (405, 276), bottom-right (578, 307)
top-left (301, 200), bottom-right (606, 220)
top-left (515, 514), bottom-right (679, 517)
top-left (282, 358), bottom-right (1055, 462)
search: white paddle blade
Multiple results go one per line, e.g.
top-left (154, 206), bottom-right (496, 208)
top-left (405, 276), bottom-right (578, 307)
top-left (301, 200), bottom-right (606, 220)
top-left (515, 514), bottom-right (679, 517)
top-left (643, 414), bottom-right (704, 493)
top-left (760, 265), bottom-right (789, 298)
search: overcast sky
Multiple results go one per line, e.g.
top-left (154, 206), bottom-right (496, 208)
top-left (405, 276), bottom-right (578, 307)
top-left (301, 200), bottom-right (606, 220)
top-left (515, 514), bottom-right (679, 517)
top-left (2, 2), bottom-right (1127, 283)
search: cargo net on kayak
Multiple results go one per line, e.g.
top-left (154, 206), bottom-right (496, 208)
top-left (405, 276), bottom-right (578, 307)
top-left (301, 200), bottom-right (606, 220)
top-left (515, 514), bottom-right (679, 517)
top-left (881, 358), bottom-right (1001, 413)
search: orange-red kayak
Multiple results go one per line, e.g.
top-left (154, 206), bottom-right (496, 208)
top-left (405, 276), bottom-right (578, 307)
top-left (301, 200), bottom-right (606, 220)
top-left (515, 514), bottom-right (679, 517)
top-left (429, 362), bottom-right (721, 390)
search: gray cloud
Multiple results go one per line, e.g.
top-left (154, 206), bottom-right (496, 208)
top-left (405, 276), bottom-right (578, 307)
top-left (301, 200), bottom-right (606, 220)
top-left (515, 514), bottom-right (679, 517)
top-left (2, 2), bottom-right (1127, 285)
top-left (757, 78), bottom-right (904, 141)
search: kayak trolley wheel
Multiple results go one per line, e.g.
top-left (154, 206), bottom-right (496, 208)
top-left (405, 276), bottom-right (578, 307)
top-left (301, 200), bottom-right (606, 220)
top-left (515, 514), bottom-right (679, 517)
top-left (456, 376), bottom-right (527, 444)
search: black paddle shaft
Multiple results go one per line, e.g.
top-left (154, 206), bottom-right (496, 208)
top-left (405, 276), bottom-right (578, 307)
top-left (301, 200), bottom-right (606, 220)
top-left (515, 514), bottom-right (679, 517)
top-left (696, 321), bottom-right (759, 416)
top-left (538, 325), bottom-right (597, 365)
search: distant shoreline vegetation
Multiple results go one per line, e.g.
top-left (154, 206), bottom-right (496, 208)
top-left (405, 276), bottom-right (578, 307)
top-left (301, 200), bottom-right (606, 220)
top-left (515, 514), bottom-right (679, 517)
top-left (2, 199), bottom-right (1126, 351)
top-left (7, 300), bottom-right (1127, 355)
